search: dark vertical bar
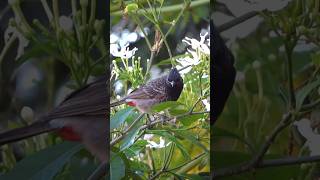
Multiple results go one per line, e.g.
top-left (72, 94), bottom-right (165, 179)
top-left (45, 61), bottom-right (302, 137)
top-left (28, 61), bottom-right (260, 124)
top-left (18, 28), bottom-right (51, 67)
top-left (210, 0), bottom-right (237, 178)
top-left (106, 0), bottom-right (110, 179)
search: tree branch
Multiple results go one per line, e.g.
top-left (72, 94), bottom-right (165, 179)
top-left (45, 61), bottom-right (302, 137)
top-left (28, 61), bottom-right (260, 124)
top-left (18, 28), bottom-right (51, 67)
top-left (261, 155), bottom-right (320, 168)
top-left (213, 113), bottom-right (293, 178)
top-left (213, 155), bottom-right (320, 178)
top-left (110, 113), bottom-right (145, 146)
top-left (216, 11), bottom-right (259, 33)
top-left (110, 110), bottom-right (209, 147)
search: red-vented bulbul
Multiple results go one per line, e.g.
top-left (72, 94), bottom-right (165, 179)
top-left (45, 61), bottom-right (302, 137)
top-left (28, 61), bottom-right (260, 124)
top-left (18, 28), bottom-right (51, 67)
top-left (212, 22), bottom-right (236, 124)
top-left (111, 68), bottom-right (184, 113)
top-left (0, 76), bottom-right (107, 162)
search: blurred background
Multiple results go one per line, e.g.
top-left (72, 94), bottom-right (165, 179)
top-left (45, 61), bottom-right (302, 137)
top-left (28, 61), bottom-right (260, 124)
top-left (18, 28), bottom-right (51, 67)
top-left (0, 0), bottom-right (107, 178)
top-left (213, 0), bottom-right (320, 179)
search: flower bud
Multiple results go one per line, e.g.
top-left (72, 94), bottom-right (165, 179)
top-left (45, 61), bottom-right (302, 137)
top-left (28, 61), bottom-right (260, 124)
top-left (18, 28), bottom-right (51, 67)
top-left (124, 3), bottom-right (138, 14)
top-left (252, 60), bottom-right (261, 69)
top-left (20, 106), bottom-right (34, 122)
top-left (235, 71), bottom-right (245, 83)
top-left (268, 54), bottom-right (276, 62)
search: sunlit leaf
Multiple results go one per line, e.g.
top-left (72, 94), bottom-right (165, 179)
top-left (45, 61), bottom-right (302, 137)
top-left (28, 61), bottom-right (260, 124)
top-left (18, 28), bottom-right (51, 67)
top-left (120, 116), bottom-right (143, 151)
top-left (178, 114), bottom-right (204, 126)
top-left (111, 107), bottom-right (135, 130)
top-left (173, 130), bottom-right (209, 153)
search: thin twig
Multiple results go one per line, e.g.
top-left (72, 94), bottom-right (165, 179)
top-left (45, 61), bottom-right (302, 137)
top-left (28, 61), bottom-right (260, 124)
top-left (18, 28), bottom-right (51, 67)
top-left (145, 51), bottom-right (155, 82)
top-left (110, 113), bottom-right (145, 146)
top-left (213, 113), bottom-right (293, 178)
top-left (284, 41), bottom-right (297, 109)
top-left (87, 162), bottom-right (107, 180)
top-left (261, 155), bottom-right (320, 168)
top-left (111, 0), bottom-right (208, 16)
top-left (216, 11), bottom-right (259, 33)
top-left (189, 97), bottom-right (202, 114)
top-left (110, 110), bottom-right (209, 148)
top-left (213, 155), bottom-right (320, 178)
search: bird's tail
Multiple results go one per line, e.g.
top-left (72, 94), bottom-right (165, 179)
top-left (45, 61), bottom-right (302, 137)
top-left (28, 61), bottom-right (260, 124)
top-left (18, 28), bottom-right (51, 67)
top-left (0, 121), bottom-right (56, 146)
top-left (110, 99), bottom-right (126, 107)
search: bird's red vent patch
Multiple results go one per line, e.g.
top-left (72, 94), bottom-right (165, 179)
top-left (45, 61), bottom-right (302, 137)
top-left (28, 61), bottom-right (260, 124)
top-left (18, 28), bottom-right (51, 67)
top-left (127, 101), bottom-right (136, 106)
top-left (58, 127), bottom-right (81, 141)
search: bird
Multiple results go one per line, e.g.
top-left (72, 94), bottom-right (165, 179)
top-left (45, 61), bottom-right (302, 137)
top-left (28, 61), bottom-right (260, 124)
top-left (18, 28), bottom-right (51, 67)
top-left (212, 22), bottom-right (236, 124)
top-left (0, 76), bottom-right (108, 162)
top-left (110, 68), bottom-right (184, 113)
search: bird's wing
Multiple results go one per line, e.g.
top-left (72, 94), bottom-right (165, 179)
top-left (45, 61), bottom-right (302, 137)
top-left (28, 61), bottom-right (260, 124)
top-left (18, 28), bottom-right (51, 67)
top-left (126, 77), bottom-right (167, 100)
top-left (212, 22), bottom-right (236, 123)
top-left (46, 76), bottom-right (108, 120)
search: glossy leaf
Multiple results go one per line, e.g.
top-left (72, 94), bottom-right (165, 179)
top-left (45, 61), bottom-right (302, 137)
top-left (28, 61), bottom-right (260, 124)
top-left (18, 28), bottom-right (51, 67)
top-left (0, 142), bottom-right (82, 180)
top-left (111, 107), bottom-right (135, 130)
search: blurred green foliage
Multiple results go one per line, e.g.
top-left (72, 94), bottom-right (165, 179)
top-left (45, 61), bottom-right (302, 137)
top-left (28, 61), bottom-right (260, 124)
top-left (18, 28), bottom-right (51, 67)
top-left (213, 0), bottom-right (320, 179)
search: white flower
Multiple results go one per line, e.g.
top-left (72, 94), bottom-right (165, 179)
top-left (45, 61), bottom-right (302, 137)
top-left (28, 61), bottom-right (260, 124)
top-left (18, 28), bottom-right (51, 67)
top-left (114, 80), bottom-right (123, 94)
top-left (202, 99), bottom-right (210, 111)
top-left (146, 137), bottom-right (171, 149)
top-left (110, 44), bottom-right (138, 59)
top-left (127, 66), bottom-right (133, 72)
top-left (235, 71), bottom-right (245, 83)
top-left (59, 16), bottom-right (73, 32)
top-left (143, 134), bottom-right (154, 141)
top-left (4, 25), bottom-right (29, 60)
top-left (110, 33), bottom-right (119, 44)
top-left (176, 56), bottom-right (200, 74)
top-left (119, 30), bottom-right (138, 47)
top-left (183, 32), bottom-right (210, 55)
top-left (20, 106), bottom-right (34, 121)
top-left (177, 32), bottom-right (210, 75)
top-left (252, 60), bottom-right (261, 69)
top-left (202, 74), bottom-right (209, 78)
top-left (294, 118), bottom-right (320, 156)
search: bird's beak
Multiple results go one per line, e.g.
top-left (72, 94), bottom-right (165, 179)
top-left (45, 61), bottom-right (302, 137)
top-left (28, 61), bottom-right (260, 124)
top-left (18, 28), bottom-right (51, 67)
top-left (169, 81), bottom-right (174, 87)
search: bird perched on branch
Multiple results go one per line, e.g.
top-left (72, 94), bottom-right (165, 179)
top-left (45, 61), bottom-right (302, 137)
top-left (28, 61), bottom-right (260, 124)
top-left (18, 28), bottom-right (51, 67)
top-left (212, 22), bottom-right (236, 124)
top-left (111, 68), bottom-right (184, 113)
top-left (0, 76), bottom-right (108, 162)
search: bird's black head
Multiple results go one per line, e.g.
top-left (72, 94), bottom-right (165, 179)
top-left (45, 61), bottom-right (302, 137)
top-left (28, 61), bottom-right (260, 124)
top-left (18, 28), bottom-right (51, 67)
top-left (166, 68), bottom-right (184, 100)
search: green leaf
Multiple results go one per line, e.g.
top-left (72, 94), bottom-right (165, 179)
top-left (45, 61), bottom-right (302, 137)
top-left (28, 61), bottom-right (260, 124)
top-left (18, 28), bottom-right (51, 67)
top-left (111, 107), bottom-right (135, 130)
top-left (0, 142), bottom-right (82, 180)
top-left (168, 106), bottom-right (188, 116)
top-left (151, 101), bottom-right (184, 113)
top-left (178, 114), bottom-right (204, 126)
top-left (173, 130), bottom-right (209, 153)
top-left (123, 140), bottom-right (148, 157)
top-left (110, 153), bottom-right (125, 180)
top-left (120, 116), bottom-right (143, 151)
top-left (296, 79), bottom-right (320, 110)
top-left (125, 3), bottom-right (139, 13)
top-left (147, 130), bottom-right (190, 160)
top-left (128, 160), bottom-right (150, 176)
top-left (181, 174), bottom-right (209, 180)
top-left (67, 156), bottom-right (97, 180)
top-left (212, 127), bottom-right (253, 150)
